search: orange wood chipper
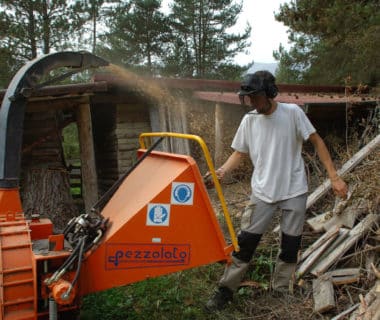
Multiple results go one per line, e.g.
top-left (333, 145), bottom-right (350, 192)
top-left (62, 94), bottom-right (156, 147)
top-left (0, 51), bottom-right (238, 319)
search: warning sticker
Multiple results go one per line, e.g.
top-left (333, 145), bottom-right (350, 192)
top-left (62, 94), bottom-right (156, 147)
top-left (146, 203), bottom-right (170, 226)
top-left (171, 182), bottom-right (194, 205)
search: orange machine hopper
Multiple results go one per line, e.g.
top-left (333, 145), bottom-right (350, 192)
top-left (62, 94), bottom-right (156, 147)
top-left (80, 150), bottom-right (232, 294)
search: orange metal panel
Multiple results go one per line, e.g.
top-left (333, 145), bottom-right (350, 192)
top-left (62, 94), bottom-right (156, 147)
top-left (80, 151), bottom-right (231, 295)
top-left (28, 219), bottom-right (53, 241)
top-left (47, 234), bottom-right (64, 251)
top-left (0, 189), bottom-right (22, 215)
top-left (0, 192), bottom-right (36, 320)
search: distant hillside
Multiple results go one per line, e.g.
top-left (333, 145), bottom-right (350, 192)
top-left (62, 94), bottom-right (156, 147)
top-left (247, 62), bottom-right (278, 75)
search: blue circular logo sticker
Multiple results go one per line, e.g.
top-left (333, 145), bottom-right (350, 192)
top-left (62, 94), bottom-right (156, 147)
top-left (173, 184), bottom-right (192, 203)
top-left (148, 205), bottom-right (169, 224)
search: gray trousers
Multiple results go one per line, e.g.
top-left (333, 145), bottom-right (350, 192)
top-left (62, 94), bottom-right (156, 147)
top-left (219, 193), bottom-right (307, 291)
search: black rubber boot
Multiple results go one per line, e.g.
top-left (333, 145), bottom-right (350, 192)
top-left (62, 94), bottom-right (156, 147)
top-left (205, 286), bottom-right (233, 312)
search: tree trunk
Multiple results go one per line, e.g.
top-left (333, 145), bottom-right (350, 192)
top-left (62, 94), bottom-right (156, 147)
top-left (21, 167), bottom-right (78, 232)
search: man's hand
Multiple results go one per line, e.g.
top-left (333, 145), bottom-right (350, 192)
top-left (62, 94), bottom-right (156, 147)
top-left (203, 167), bottom-right (226, 189)
top-left (215, 167), bottom-right (226, 180)
top-left (331, 176), bottom-right (348, 199)
top-left (203, 151), bottom-right (245, 188)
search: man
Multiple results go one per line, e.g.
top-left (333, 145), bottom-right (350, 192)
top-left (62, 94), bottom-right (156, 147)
top-left (206, 70), bottom-right (348, 311)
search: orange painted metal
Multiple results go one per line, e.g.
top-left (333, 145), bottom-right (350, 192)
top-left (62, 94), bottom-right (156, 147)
top-left (49, 279), bottom-right (76, 305)
top-left (80, 150), bottom-right (232, 295)
top-left (0, 189), bottom-right (36, 320)
top-left (27, 219), bottom-right (53, 241)
top-left (47, 235), bottom-right (64, 252)
top-left (35, 251), bottom-right (80, 317)
top-left (0, 189), bottom-right (81, 319)
top-left (0, 189), bottom-right (23, 217)
top-left (0, 148), bottom-right (235, 318)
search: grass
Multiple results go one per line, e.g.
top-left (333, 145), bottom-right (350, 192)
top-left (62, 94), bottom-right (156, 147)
top-left (80, 255), bottom-right (275, 320)
top-left (81, 259), bottom-right (274, 320)
top-left (80, 264), bottom-right (222, 320)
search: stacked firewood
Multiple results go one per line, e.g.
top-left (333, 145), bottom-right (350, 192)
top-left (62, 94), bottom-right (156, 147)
top-left (295, 135), bottom-right (380, 319)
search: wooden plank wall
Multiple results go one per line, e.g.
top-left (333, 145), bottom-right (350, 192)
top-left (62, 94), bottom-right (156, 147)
top-left (20, 109), bottom-right (79, 227)
top-left (92, 103), bottom-right (118, 196)
top-left (92, 102), bottom-right (152, 196)
top-left (22, 110), bottom-right (64, 168)
top-left (115, 103), bottom-right (151, 175)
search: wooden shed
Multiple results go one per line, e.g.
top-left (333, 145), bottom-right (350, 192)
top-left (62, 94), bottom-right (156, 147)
top-left (0, 71), bottom-right (377, 230)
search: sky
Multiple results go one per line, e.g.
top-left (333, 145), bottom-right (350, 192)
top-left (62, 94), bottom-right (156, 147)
top-left (233, 0), bottom-right (291, 65)
top-left (162, 0), bottom-right (291, 65)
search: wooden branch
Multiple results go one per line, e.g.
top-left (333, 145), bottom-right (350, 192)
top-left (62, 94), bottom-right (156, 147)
top-left (307, 211), bottom-right (335, 233)
top-left (297, 228), bottom-right (340, 279)
top-left (349, 280), bottom-right (380, 320)
top-left (322, 199), bottom-right (367, 232)
top-left (313, 277), bottom-right (336, 313)
top-left (331, 303), bottom-right (360, 320)
top-left (365, 250), bottom-right (377, 282)
top-left (371, 262), bottom-right (380, 279)
top-left (310, 214), bottom-right (378, 276)
top-left (324, 268), bottom-right (360, 285)
top-left (362, 298), bottom-right (380, 320)
top-left (273, 135), bottom-right (379, 234)
top-left (307, 198), bottom-right (367, 232)
top-left (298, 228), bottom-right (350, 278)
top-left (300, 227), bottom-right (340, 262)
top-left (313, 228), bottom-right (350, 264)
top-left (307, 134), bottom-right (380, 208)
top-left (340, 244), bottom-right (380, 262)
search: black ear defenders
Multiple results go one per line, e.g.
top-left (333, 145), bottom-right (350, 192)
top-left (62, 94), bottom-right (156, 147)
top-left (263, 78), bottom-right (278, 99)
top-left (238, 71), bottom-right (279, 104)
top-left (259, 71), bottom-right (278, 98)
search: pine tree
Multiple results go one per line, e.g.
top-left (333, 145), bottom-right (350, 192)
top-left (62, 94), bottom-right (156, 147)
top-left (0, 0), bottom-right (92, 84)
top-left (99, 0), bottom-right (171, 75)
top-left (164, 0), bottom-right (251, 78)
top-left (274, 0), bottom-right (379, 85)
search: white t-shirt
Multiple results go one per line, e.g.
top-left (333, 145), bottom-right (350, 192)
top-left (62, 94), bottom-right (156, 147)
top-left (231, 102), bottom-right (316, 203)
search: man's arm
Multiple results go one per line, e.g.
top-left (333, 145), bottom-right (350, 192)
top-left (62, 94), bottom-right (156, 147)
top-left (216, 150), bottom-right (247, 179)
top-left (308, 132), bottom-right (348, 198)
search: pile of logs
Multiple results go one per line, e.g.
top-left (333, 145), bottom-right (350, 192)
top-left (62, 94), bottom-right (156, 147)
top-left (295, 134), bottom-right (380, 319)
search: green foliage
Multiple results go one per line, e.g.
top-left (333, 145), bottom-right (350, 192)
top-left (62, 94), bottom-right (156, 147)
top-left (274, 0), bottom-right (380, 85)
top-left (0, 47), bottom-right (22, 88)
top-left (70, 186), bottom-right (81, 196)
top-left (81, 265), bottom-right (225, 320)
top-left (0, 0), bottom-right (91, 56)
top-left (80, 256), bottom-right (280, 319)
top-left (80, 287), bottom-right (132, 320)
top-left (0, 0), bottom-right (93, 84)
top-left (0, 0), bottom-right (251, 82)
top-left (162, 0), bottom-right (251, 79)
top-left (248, 253), bottom-right (275, 289)
top-left (62, 123), bottom-right (80, 162)
top-left (98, 0), bottom-right (172, 75)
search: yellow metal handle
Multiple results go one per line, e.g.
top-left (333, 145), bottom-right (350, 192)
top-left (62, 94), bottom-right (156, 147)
top-left (139, 132), bottom-right (239, 252)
